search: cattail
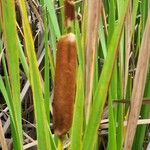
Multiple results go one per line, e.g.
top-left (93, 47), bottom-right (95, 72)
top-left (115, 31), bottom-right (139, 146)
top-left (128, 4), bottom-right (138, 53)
top-left (53, 33), bottom-right (77, 137)
top-left (64, 0), bottom-right (75, 28)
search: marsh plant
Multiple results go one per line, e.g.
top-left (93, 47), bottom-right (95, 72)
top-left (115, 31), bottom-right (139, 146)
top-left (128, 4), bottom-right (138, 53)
top-left (0, 0), bottom-right (150, 150)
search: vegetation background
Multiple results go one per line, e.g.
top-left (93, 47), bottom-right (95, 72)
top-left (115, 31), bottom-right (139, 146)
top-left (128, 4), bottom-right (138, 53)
top-left (0, 0), bottom-right (150, 149)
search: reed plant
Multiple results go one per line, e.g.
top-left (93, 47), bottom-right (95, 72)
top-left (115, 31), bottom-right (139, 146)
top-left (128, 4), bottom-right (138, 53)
top-left (0, 0), bottom-right (150, 150)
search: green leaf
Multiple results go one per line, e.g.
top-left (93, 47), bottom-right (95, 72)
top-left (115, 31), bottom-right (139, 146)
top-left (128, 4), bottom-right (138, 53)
top-left (70, 66), bottom-right (84, 150)
top-left (82, 1), bottom-right (130, 149)
top-left (1, 0), bottom-right (23, 149)
top-left (18, 1), bottom-right (55, 149)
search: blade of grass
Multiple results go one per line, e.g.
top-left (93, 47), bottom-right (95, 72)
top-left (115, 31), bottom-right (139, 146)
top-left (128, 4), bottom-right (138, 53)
top-left (43, 15), bottom-right (50, 123)
top-left (132, 1), bottom-right (149, 148)
top-left (107, 64), bottom-right (118, 150)
top-left (70, 66), bottom-right (84, 150)
top-left (131, 0), bottom-right (139, 34)
top-left (48, 14), bottom-right (57, 63)
top-left (0, 48), bottom-right (3, 64)
top-left (81, 0), bottom-right (88, 54)
top-left (45, 0), bottom-right (61, 38)
top-left (1, 0), bottom-right (23, 149)
top-left (116, 20), bottom-right (125, 149)
top-left (58, 0), bottom-right (65, 34)
top-left (117, 66), bottom-right (124, 150)
top-left (141, 0), bottom-right (148, 33)
top-left (0, 76), bottom-right (15, 133)
top-left (133, 69), bottom-right (150, 150)
top-left (124, 1), bottom-right (131, 99)
top-left (107, 0), bottom-right (115, 45)
top-left (99, 17), bottom-right (107, 59)
top-left (85, 0), bottom-right (101, 121)
top-left (107, 1), bottom-right (118, 148)
top-left (75, 20), bottom-right (84, 71)
top-left (46, 0), bottom-right (61, 64)
top-left (18, 1), bottom-right (54, 149)
top-left (48, 46), bottom-right (55, 82)
top-left (0, 39), bottom-right (12, 107)
top-left (124, 0), bottom-right (139, 99)
top-left (83, 1), bottom-right (130, 149)
top-left (0, 119), bottom-right (8, 150)
top-left (124, 12), bottom-right (150, 150)
top-left (18, 38), bottom-right (29, 78)
top-left (39, 0), bottom-right (50, 122)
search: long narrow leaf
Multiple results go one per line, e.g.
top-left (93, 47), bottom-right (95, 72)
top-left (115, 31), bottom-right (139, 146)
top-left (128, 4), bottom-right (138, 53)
top-left (83, 1), bottom-right (130, 149)
top-left (1, 1), bottom-right (23, 149)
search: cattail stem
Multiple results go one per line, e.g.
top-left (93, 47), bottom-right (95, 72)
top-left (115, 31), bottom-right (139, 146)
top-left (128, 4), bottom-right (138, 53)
top-left (58, 138), bottom-right (63, 150)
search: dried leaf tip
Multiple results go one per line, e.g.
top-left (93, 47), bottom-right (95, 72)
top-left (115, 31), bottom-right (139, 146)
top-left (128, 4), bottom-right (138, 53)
top-left (53, 33), bottom-right (77, 138)
top-left (64, 0), bottom-right (75, 28)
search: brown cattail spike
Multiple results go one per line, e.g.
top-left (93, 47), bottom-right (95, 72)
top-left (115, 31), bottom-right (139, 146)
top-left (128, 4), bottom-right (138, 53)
top-left (53, 33), bottom-right (76, 137)
top-left (64, 0), bottom-right (75, 28)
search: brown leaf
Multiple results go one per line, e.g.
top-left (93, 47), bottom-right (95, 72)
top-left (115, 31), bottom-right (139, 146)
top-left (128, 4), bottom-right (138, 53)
top-left (0, 120), bottom-right (8, 150)
top-left (124, 12), bottom-right (150, 150)
top-left (85, 0), bottom-right (101, 121)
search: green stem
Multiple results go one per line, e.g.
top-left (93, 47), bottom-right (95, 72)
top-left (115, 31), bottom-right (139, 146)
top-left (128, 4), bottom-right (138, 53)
top-left (58, 138), bottom-right (63, 150)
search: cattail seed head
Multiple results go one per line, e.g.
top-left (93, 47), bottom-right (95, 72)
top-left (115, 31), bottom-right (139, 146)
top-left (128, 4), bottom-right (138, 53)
top-left (64, 0), bottom-right (75, 28)
top-left (53, 33), bottom-right (77, 137)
